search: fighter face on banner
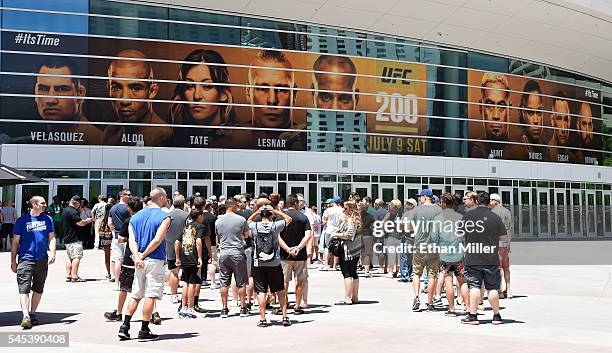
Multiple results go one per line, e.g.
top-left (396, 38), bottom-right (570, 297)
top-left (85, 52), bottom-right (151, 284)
top-left (33, 58), bottom-right (101, 144)
top-left (510, 80), bottom-right (549, 161)
top-left (547, 91), bottom-right (571, 163)
top-left (573, 102), bottom-right (598, 165)
top-left (169, 49), bottom-right (239, 148)
top-left (245, 50), bottom-right (303, 149)
top-left (471, 72), bottom-right (511, 159)
top-left (312, 55), bottom-right (359, 110)
top-left (102, 49), bottom-right (172, 146)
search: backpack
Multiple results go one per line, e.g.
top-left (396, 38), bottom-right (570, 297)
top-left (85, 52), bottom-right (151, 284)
top-left (254, 222), bottom-right (275, 263)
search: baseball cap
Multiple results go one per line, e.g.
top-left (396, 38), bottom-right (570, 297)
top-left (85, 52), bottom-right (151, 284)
top-left (70, 195), bottom-right (82, 202)
top-left (333, 196), bottom-right (342, 204)
top-left (208, 195), bottom-right (217, 201)
top-left (490, 193), bottom-right (501, 202)
top-left (406, 198), bottom-right (417, 206)
top-left (433, 195), bottom-right (440, 204)
top-left (324, 198), bottom-right (333, 204)
top-left (416, 189), bottom-right (433, 197)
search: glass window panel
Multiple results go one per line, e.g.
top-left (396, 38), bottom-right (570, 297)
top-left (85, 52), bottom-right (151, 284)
top-left (2, 0), bottom-right (88, 33)
top-left (318, 174), bottom-right (337, 182)
top-left (129, 171), bottom-right (152, 179)
top-left (307, 26), bottom-right (367, 56)
top-left (224, 173), bottom-right (245, 180)
top-left (380, 176), bottom-right (396, 183)
top-left (90, 0), bottom-right (168, 39)
top-left (152, 171), bottom-right (176, 179)
top-left (178, 172), bottom-right (187, 180)
top-left (257, 173), bottom-right (277, 181)
top-left (288, 174), bottom-right (308, 181)
top-left (90, 171), bottom-right (102, 179)
top-left (103, 171), bottom-right (128, 179)
top-left (241, 18), bottom-right (307, 50)
top-left (29, 170), bottom-right (88, 179)
top-left (190, 172), bottom-right (212, 180)
top-left (339, 175), bottom-right (351, 182)
top-left (367, 35), bottom-right (419, 62)
top-left (467, 52), bottom-right (508, 73)
top-left (169, 9), bottom-right (240, 45)
top-left (129, 181), bottom-right (151, 198)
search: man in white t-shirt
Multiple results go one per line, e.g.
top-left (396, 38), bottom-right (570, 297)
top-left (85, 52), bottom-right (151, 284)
top-left (321, 196), bottom-right (343, 271)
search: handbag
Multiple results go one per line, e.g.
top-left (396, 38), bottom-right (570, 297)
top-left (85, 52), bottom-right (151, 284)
top-left (99, 225), bottom-right (113, 241)
top-left (328, 238), bottom-right (344, 257)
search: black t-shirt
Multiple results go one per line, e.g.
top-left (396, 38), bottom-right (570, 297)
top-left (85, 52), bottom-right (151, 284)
top-left (360, 211), bottom-right (374, 237)
top-left (62, 206), bottom-right (82, 244)
top-left (203, 212), bottom-right (217, 247)
top-left (280, 209), bottom-right (311, 261)
top-left (461, 206), bottom-right (504, 266)
top-left (179, 221), bottom-right (208, 266)
top-left (120, 216), bottom-right (134, 267)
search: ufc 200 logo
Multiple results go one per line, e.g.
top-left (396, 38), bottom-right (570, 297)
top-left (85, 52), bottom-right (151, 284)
top-left (376, 93), bottom-right (418, 124)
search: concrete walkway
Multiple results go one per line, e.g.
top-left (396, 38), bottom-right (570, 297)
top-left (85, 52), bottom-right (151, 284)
top-left (0, 249), bottom-right (611, 353)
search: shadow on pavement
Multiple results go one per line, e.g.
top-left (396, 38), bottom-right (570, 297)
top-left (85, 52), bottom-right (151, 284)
top-left (354, 300), bottom-right (379, 305)
top-left (154, 332), bottom-right (199, 341)
top-left (478, 319), bottom-right (526, 325)
top-left (0, 311), bottom-right (79, 327)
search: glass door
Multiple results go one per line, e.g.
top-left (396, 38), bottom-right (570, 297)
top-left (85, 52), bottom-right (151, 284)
top-left (17, 183), bottom-right (50, 215)
top-left (152, 181), bottom-right (177, 198)
top-left (52, 180), bottom-right (88, 205)
top-left (318, 183), bottom-right (336, 211)
top-left (603, 192), bottom-right (612, 237)
top-left (223, 182), bottom-right (245, 199)
top-left (571, 191), bottom-right (584, 238)
top-left (536, 190), bottom-right (551, 238)
top-left (379, 184), bottom-right (396, 203)
top-left (255, 182), bottom-right (277, 197)
top-left (352, 183), bottom-right (370, 199)
top-left (553, 190), bottom-right (568, 238)
top-left (102, 181), bottom-right (127, 200)
top-left (187, 181), bottom-right (212, 199)
top-left (518, 189), bottom-right (532, 239)
top-left (585, 191), bottom-right (597, 237)
top-left (287, 183), bottom-right (309, 204)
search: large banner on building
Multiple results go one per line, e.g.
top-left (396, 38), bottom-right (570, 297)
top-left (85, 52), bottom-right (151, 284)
top-left (0, 30), bottom-right (428, 153)
top-left (467, 71), bottom-right (602, 165)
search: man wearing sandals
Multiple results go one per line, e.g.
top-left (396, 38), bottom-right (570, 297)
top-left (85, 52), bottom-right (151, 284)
top-left (62, 195), bottom-right (93, 282)
top-left (11, 196), bottom-right (56, 329)
top-left (247, 205), bottom-right (293, 327)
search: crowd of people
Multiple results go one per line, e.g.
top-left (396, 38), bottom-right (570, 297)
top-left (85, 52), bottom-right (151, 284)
top-left (9, 186), bottom-right (515, 336)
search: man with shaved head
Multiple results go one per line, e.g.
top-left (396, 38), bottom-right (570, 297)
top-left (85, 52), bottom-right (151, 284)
top-left (119, 187), bottom-right (171, 341)
top-left (245, 50), bottom-right (304, 150)
top-left (102, 50), bottom-right (172, 146)
top-left (312, 55), bottom-right (359, 111)
top-left (547, 91), bottom-right (571, 163)
top-left (572, 102), bottom-right (599, 165)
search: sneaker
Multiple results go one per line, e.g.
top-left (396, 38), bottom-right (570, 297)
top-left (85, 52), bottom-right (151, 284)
top-left (397, 277), bottom-right (409, 283)
top-left (118, 324), bottom-right (130, 340)
top-left (420, 287), bottom-right (428, 294)
top-left (282, 316), bottom-right (292, 327)
top-left (151, 312), bottom-right (162, 325)
top-left (321, 265), bottom-right (329, 271)
top-left (364, 272), bottom-right (372, 278)
top-left (104, 310), bottom-right (122, 322)
top-left (461, 314), bottom-right (480, 325)
top-left (444, 310), bottom-right (456, 317)
top-left (412, 297), bottom-right (421, 311)
top-left (21, 316), bottom-right (31, 330)
top-left (492, 313), bottom-right (503, 325)
top-left (239, 307), bottom-right (248, 317)
top-left (179, 309), bottom-right (188, 319)
top-left (177, 304), bottom-right (182, 314)
top-left (221, 308), bottom-right (229, 318)
top-left (29, 314), bottom-right (39, 326)
top-left (137, 329), bottom-right (159, 341)
top-left (170, 294), bottom-right (179, 304)
top-left (478, 303), bottom-right (485, 311)
top-left (257, 319), bottom-right (269, 327)
top-left (201, 280), bottom-right (210, 287)
top-left (187, 308), bottom-right (198, 319)
top-left (193, 304), bottom-right (207, 314)
top-left (433, 297), bottom-right (443, 306)
top-left (245, 303), bottom-right (252, 316)
top-left (426, 303), bottom-right (435, 312)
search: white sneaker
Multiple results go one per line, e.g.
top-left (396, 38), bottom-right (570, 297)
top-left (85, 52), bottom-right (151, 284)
top-left (171, 294), bottom-right (179, 304)
top-left (187, 308), bottom-right (197, 319)
top-left (321, 265), bottom-right (330, 272)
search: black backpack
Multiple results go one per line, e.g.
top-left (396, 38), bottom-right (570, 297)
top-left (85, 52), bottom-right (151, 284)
top-left (254, 222), bottom-right (275, 263)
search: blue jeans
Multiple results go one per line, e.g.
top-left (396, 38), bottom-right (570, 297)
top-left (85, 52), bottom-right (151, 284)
top-left (400, 240), bottom-right (412, 279)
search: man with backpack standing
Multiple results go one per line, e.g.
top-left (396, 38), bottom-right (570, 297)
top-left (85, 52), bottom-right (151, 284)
top-left (247, 204), bottom-right (293, 327)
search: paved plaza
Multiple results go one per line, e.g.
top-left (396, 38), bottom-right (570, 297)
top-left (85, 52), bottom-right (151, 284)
top-left (1, 245), bottom-right (611, 353)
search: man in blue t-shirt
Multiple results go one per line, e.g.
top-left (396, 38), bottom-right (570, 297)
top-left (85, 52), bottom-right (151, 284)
top-left (11, 196), bottom-right (56, 330)
top-left (118, 187), bottom-right (171, 342)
